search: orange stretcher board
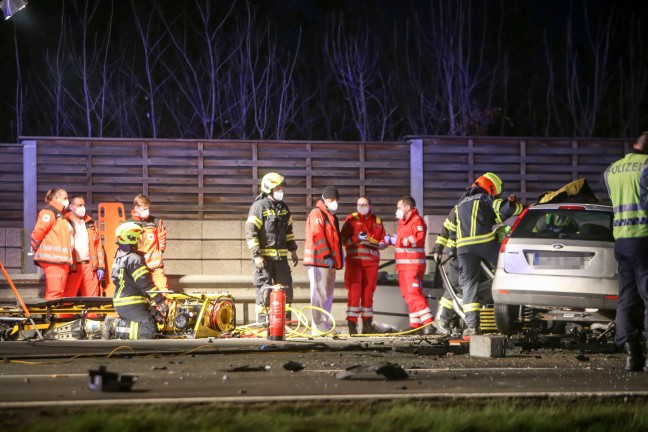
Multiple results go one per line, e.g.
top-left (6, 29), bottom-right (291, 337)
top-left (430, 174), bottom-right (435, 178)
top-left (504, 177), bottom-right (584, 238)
top-left (97, 202), bottom-right (126, 297)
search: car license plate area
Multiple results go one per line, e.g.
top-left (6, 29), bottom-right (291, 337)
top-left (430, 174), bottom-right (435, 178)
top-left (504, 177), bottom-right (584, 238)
top-left (525, 251), bottom-right (594, 270)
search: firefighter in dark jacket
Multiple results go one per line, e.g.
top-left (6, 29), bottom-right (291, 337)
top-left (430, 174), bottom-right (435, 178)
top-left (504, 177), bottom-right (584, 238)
top-left (245, 172), bottom-right (299, 323)
top-left (431, 205), bottom-right (460, 335)
top-left (454, 172), bottom-right (524, 338)
top-left (105, 222), bottom-right (166, 340)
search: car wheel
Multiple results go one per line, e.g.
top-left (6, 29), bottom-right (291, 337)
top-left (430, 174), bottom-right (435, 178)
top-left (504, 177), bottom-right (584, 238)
top-left (494, 303), bottom-right (524, 335)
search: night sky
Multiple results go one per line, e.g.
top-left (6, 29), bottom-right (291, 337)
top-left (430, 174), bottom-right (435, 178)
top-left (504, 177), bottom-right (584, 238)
top-left (1, 0), bottom-right (647, 142)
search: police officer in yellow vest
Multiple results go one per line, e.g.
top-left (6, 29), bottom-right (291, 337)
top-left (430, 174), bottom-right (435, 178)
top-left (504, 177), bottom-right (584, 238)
top-left (604, 131), bottom-right (648, 372)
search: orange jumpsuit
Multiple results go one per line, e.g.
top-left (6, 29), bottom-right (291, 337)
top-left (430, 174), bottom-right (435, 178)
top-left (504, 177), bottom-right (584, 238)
top-left (64, 213), bottom-right (106, 297)
top-left (341, 211), bottom-right (386, 324)
top-left (31, 202), bottom-right (73, 299)
top-left (395, 208), bottom-right (431, 328)
top-left (129, 210), bottom-right (168, 292)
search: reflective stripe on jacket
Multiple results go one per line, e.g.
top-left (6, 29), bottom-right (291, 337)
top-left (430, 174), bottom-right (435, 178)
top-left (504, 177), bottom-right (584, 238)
top-left (31, 203), bottom-right (73, 265)
top-left (455, 188), bottom-right (523, 250)
top-left (395, 208), bottom-right (427, 271)
top-left (129, 211), bottom-right (166, 270)
top-left (111, 247), bottom-right (162, 310)
top-left (303, 201), bottom-right (343, 269)
top-left (604, 151), bottom-right (648, 239)
top-left (65, 213), bottom-right (105, 271)
top-left (245, 194), bottom-right (297, 259)
top-left (341, 211), bottom-right (386, 267)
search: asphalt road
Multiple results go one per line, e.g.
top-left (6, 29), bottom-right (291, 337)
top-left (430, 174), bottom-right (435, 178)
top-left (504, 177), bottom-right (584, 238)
top-left (1, 335), bottom-right (647, 407)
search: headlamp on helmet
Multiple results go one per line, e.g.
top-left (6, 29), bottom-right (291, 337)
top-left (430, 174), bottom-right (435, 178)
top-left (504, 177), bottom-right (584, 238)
top-left (260, 172), bottom-right (285, 194)
top-left (473, 172), bottom-right (503, 196)
top-left (115, 222), bottom-right (143, 245)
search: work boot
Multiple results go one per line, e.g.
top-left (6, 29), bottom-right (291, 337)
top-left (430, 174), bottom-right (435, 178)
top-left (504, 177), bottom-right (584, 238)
top-left (361, 318), bottom-right (378, 334)
top-left (624, 341), bottom-right (645, 371)
top-left (432, 319), bottom-right (451, 335)
top-left (347, 320), bottom-right (358, 335)
top-left (419, 323), bottom-right (434, 335)
top-left (462, 326), bottom-right (480, 340)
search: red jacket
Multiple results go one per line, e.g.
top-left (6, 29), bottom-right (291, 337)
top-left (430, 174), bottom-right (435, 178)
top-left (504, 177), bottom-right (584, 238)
top-left (341, 211), bottom-right (386, 267)
top-left (31, 202), bottom-right (73, 265)
top-left (65, 213), bottom-right (106, 272)
top-left (303, 201), bottom-right (343, 269)
top-left (129, 210), bottom-right (167, 270)
top-left (395, 208), bottom-right (427, 272)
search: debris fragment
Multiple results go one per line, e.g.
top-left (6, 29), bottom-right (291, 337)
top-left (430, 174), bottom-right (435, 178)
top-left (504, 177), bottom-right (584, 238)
top-left (88, 365), bottom-right (137, 392)
top-left (575, 354), bottom-right (590, 362)
top-left (283, 360), bottom-right (305, 372)
top-left (228, 365), bottom-right (271, 372)
top-left (335, 362), bottom-right (409, 381)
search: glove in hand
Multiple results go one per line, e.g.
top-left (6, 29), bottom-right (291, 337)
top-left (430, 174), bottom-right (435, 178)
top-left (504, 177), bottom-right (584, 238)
top-left (378, 241), bottom-right (386, 249)
top-left (96, 269), bottom-right (104, 281)
top-left (324, 257), bottom-right (334, 268)
top-left (432, 253), bottom-right (441, 264)
top-left (357, 231), bottom-right (368, 241)
top-left (291, 250), bottom-right (299, 267)
top-left (254, 256), bottom-right (265, 269)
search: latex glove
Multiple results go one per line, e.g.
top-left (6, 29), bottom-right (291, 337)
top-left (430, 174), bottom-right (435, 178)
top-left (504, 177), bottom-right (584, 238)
top-left (254, 256), bottom-right (265, 269)
top-left (291, 250), bottom-right (299, 267)
top-left (27, 248), bottom-right (35, 256)
top-left (432, 253), bottom-right (441, 264)
top-left (324, 257), bottom-right (334, 268)
top-left (96, 269), bottom-right (105, 281)
top-left (390, 235), bottom-right (397, 245)
top-left (378, 241), bottom-right (386, 249)
top-left (357, 231), bottom-right (368, 241)
top-left (402, 237), bottom-right (410, 247)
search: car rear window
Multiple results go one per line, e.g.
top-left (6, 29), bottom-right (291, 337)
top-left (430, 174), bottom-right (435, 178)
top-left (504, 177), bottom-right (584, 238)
top-left (511, 209), bottom-right (614, 241)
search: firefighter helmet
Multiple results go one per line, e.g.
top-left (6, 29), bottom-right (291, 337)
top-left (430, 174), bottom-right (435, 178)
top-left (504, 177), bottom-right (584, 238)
top-left (473, 172), bottom-right (503, 195)
top-left (260, 172), bottom-right (285, 194)
top-left (115, 222), bottom-right (143, 245)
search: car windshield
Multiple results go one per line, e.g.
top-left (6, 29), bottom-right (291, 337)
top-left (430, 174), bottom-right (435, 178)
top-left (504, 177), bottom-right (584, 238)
top-left (511, 208), bottom-right (614, 241)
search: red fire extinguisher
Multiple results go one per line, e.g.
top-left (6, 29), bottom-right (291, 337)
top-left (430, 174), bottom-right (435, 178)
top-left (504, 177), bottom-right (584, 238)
top-left (268, 285), bottom-right (286, 341)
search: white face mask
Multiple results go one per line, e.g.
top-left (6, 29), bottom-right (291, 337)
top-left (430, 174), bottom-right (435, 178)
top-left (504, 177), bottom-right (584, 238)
top-left (395, 209), bottom-right (405, 220)
top-left (139, 209), bottom-right (150, 219)
top-left (272, 189), bottom-right (284, 201)
top-left (74, 206), bottom-right (86, 218)
top-left (358, 206), bottom-right (370, 216)
top-left (326, 200), bottom-right (338, 214)
top-left (61, 199), bottom-right (69, 209)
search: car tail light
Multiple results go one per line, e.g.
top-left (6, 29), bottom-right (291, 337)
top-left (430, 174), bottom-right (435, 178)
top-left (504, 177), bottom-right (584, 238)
top-left (499, 236), bottom-right (509, 253)
top-left (499, 207), bottom-right (528, 253)
top-left (558, 205), bottom-right (586, 211)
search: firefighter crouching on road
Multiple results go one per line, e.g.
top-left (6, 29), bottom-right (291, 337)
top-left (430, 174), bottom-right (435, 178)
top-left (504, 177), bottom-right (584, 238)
top-left (128, 194), bottom-right (168, 295)
top-left (385, 196), bottom-right (433, 334)
top-left (104, 222), bottom-right (166, 340)
top-left (30, 188), bottom-right (74, 300)
top-left (304, 186), bottom-right (343, 335)
top-left (454, 172), bottom-right (524, 338)
top-left (340, 196), bottom-right (387, 335)
top-left (64, 195), bottom-right (106, 297)
top-left (604, 130), bottom-right (648, 372)
top-left (245, 172), bottom-right (299, 323)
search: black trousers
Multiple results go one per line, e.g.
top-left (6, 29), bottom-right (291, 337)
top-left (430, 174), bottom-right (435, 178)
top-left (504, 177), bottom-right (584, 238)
top-left (614, 237), bottom-right (648, 346)
top-left (457, 242), bottom-right (499, 328)
top-left (252, 258), bottom-right (293, 316)
top-left (114, 304), bottom-right (158, 339)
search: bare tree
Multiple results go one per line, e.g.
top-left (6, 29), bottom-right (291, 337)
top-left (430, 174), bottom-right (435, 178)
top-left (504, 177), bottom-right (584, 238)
top-left (324, 14), bottom-right (397, 141)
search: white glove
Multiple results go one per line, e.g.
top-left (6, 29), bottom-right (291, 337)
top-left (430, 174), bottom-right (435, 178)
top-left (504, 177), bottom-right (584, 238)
top-left (358, 232), bottom-right (367, 241)
top-left (254, 256), bottom-right (265, 269)
top-left (402, 237), bottom-right (409, 247)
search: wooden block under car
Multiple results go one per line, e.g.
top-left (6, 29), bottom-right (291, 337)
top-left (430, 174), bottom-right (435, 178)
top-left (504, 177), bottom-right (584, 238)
top-left (469, 335), bottom-right (507, 358)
